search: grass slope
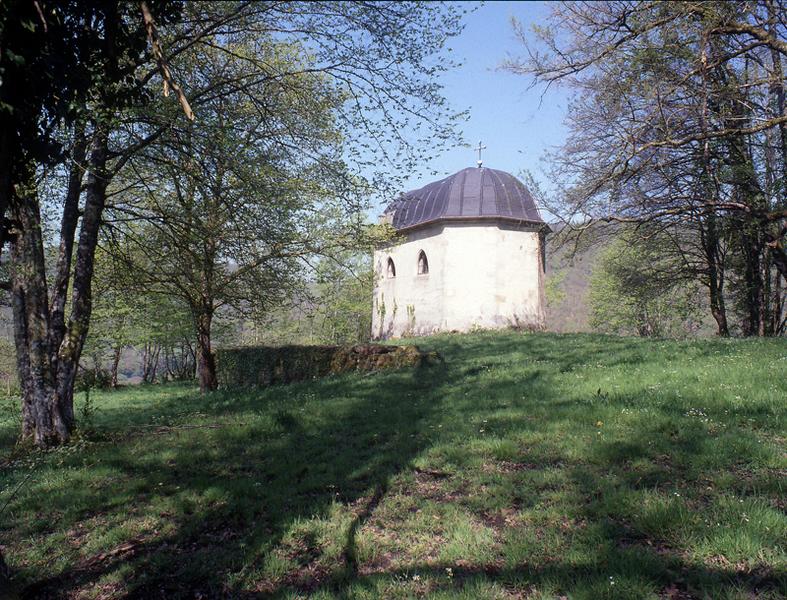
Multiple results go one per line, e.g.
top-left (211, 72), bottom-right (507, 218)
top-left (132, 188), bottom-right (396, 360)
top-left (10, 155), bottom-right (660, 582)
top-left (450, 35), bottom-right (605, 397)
top-left (0, 332), bottom-right (785, 599)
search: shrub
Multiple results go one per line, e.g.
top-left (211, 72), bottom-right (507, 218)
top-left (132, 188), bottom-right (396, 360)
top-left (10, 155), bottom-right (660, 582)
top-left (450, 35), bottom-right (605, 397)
top-left (75, 367), bottom-right (113, 392)
top-left (216, 343), bottom-right (438, 388)
top-left (0, 339), bottom-right (18, 397)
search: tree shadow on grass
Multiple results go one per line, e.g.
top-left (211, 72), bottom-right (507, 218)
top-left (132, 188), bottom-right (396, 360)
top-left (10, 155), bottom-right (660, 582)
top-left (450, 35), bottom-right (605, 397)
top-left (6, 332), bottom-right (785, 599)
top-left (17, 363), bottom-right (451, 599)
top-left (288, 557), bottom-right (784, 599)
top-left (294, 395), bottom-right (785, 599)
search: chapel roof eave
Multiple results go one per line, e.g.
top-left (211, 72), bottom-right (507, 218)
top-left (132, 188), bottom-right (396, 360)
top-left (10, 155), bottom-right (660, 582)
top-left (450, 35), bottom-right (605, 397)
top-left (391, 214), bottom-right (552, 235)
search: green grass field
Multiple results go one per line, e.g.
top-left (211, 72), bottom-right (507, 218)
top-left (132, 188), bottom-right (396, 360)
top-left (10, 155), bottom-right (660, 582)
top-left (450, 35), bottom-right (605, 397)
top-left (1, 332), bottom-right (785, 599)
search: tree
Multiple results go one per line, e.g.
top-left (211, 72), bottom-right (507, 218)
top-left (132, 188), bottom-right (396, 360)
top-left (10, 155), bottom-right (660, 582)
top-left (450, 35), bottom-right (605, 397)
top-left (107, 40), bottom-right (351, 391)
top-left (257, 250), bottom-right (375, 346)
top-left (3, 1), bottom-right (465, 441)
top-left (311, 252), bottom-right (375, 345)
top-left (508, 1), bottom-right (786, 336)
top-left (589, 234), bottom-right (706, 337)
top-left (105, 3), bottom-right (465, 392)
top-left (238, 250), bottom-right (374, 347)
top-left (545, 268), bottom-right (568, 308)
top-left (3, 2), bottom-right (190, 446)
top-left (86, 247), bottom-right (195, 386)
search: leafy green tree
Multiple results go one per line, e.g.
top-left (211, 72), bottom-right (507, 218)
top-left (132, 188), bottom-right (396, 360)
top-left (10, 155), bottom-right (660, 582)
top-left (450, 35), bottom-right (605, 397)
top-left (86, 249), bottom-right (195, 386)
top-left (545, 268), bottom-right (567, 308)
top-left (311, 253), bottom-right (374, 345)
top-left (251, 250), bottom-right (375, 346)
top-left (106, 1), bottom-right (462, 391)
top-left (589, 236), bottom-right (706, 337)
top-left (108, 40), bottom-right (347, 391)
top-left (237, 234), bottom-right (390, 347)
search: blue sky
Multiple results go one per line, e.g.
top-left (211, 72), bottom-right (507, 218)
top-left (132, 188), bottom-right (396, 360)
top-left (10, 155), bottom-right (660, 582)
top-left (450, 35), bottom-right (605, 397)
top-left (399, 1), bottom-right (569, 193)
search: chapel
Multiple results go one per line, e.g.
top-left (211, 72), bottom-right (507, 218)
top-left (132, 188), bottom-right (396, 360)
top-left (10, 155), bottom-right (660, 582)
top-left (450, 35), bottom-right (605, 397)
top-left (372, 164), bottom-right (550, 339)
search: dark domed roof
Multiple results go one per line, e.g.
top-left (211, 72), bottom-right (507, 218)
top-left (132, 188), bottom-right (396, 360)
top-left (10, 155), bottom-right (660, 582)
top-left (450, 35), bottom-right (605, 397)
top-left (385, 167), bottom-right (546, 231)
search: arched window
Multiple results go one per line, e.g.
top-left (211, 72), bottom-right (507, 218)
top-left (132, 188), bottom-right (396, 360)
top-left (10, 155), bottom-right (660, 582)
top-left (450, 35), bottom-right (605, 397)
top-left (387, 257), bottom-right (396, 278)
top-left (417, 250), bottom-right (429, 275)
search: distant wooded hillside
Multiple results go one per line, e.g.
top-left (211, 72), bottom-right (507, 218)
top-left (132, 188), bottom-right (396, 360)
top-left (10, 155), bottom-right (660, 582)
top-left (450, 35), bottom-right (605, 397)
top-left (544, 229), bottom-right (603, 333)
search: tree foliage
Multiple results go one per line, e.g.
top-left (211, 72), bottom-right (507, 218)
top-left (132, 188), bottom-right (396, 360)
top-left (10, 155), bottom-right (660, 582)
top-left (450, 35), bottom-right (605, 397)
top-left (105, 28), bottom-right (389, 391)
top-left (85, 247), bottom-right (195, 386)
top-left (246, 250), bottom-right (374, 346)
top-left (589, 234), bottom-right (706, 337)
top-left (1, 0), bottom-right (466, 444)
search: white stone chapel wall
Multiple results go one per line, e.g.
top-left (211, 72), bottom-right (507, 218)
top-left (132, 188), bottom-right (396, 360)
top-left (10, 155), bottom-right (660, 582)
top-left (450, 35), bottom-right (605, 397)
top-left (371, 221), bottom-right (545, 339)
top-left (372, 223), bottom-right (446, 339)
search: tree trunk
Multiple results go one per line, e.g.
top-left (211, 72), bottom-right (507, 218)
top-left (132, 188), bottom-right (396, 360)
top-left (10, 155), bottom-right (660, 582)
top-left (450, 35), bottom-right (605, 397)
top-left (184, 339), bottom-right (197, 380)
top-left (150, 346), bottom-right (160, 383)
top-left (54, 125), bottom-right (110, 428)
top-left (706, 236), bottom-right (729, 337)
top-left (110, 345), bottom-right (122, 388)
top-left (738, 220), bottom-right (766, 336)
top-left (163, 346), bottom-right (173, 380)
top-left (195, 310), bottom-right (217, 392)
top-left (709, 295), bottom-right (729, 337)
top-left (11, 253), bottom-right (34, 440)
top-left (48, 122), bottom-right (87, 366)
top-left (0, 128), bottom-right (10, 264)
top-left (141, 342), bottom-right (161, 383)
top-left (722, 129), bottom-right (767, 335)
top-left (8, 124), bottom-right (111, 447)
top-left (10, 180), bottom-right (69, 445)
top-left (141, 343), bottom-right (149, 382)
top-left (700, 210), bottom-right (729, 336)
top-left (696, 58), bottom-right (730, 338)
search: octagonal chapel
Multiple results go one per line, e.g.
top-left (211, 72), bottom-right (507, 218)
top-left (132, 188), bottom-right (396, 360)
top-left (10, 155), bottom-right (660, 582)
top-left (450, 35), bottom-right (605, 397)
top-left (372, 165), bottom-right (550, 339)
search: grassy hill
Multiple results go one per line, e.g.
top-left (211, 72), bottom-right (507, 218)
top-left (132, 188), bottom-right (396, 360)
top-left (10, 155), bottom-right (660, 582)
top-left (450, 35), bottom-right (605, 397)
top-left (1, 332), bottom-right (785, 599)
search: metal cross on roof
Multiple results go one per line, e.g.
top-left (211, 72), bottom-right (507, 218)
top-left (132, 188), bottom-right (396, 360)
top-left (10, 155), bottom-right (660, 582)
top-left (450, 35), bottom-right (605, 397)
top-left (475, 140), bottom-right (487, 168)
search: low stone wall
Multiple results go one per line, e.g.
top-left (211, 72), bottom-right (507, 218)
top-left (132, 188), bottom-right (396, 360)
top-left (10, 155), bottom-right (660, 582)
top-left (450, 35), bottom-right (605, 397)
top-left (216, 344), bottom-right (440, 388)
